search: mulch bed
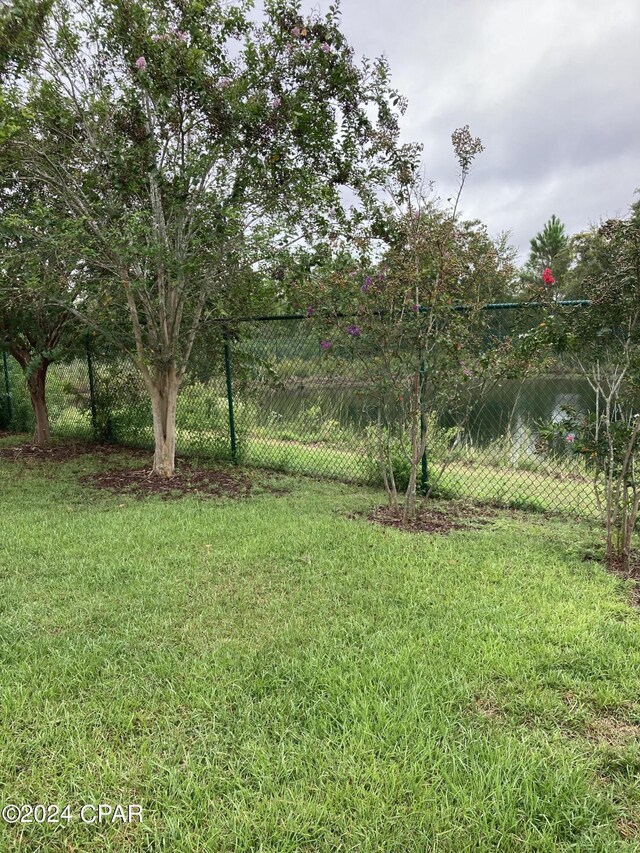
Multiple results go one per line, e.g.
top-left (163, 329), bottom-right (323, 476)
top-left (83, 462), bottom-right (252, 501)
top-left (0, 440), bottom-right (254, 500)
top-left (0, 441), bottom-right (149, 463)
top-left (367, 502), bottom-right (496, 534)
top-left (605, 553), bottom-right (640, 607)
top-left (607, 552), bottom-right (640, 581)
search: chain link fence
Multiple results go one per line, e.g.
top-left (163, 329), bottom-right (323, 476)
top-left (1, 303), bottom-right (599, 516)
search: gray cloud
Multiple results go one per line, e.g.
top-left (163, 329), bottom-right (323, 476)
top-left (336, 0), bottom-right (640, 261)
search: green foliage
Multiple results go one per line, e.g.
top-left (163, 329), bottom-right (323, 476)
top-left (6, 0), bottom-right (419, 470)
top-left (0, 354), bottom-right (32, 431)
top-left (521, 214), bottom-right (574, 297)
top-left (0, 0), bottom-right (51, 77)
top-left (539, 197), bottom-right (640, 567)
top-left (91, 361), bottom-right (152, 443)
top-left (293, 166), bottom-right (518, 517)
top-left (176, 381), bottom-right (247, 462)
top-left (11, 0), bottom-right (417, 364)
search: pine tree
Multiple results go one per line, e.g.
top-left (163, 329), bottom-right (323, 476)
top-left (521, 215), bottom-right (574, 297)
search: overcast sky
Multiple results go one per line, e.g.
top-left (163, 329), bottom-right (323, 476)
top-left (334, 0), bottom-right (640, 264)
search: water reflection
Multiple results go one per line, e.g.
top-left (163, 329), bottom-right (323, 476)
top-left (255, 376), bottom-right (596, 450)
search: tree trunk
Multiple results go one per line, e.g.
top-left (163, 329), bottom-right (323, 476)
top-left (27, 362), bottom-right (51, 447)
top-left (149, 366), bottom-right (180, 478)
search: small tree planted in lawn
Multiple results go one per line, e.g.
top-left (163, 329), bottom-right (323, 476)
top-left (537, 200), bottom-right (640, 571)
top-left (295, 129), bottom-right (517, 521)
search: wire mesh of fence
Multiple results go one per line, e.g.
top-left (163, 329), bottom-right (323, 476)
top-left (1, 302), bottom-right (600, 517)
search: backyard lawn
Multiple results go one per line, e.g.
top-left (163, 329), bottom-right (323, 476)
top-left (0, 440), bottom-right (639, 851)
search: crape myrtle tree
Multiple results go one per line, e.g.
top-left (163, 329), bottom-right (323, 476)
top-left (0, 0), bottom-right (81, 446)
top-left (294, 128), bottom-right (518, 521)
top-left (9, 0), bottom-right (417, 477)
top-left (542, 200), bottom-right (640, 572)
top-left (0, 147), bottom-right (85, 446)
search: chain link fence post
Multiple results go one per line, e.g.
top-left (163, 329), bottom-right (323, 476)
top-left (2, 351), bottom-right (12, 428)
top-left (223, 332), bottom-right (238, 464)
top-left (419, 357), bottom-right (428, 495)
top-left (86, 339), bottom-right (98, 440)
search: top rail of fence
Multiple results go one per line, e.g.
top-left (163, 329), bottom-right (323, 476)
top-left (205, 300), bottom-right (591, 325)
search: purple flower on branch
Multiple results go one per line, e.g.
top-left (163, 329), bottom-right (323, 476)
top-left (306, 306), bottom-right (315, 316)
top-left (346, 324), bottom-right (361, 338)
top-left (321, 42), bottom-right (331, 53)
top-left (270, 95), bottom-right (282, 108)
top-left (135, 56), bottom-right (147, 70)
top-left (320, 340), bottom-right (332, 350)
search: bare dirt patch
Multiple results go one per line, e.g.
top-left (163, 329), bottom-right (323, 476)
top-left (473, 697), bottom-right (504, 721)
top-left (605, 553), bottom-right (640, 607)
top-left (617, 818), bottom-right (640, 841)
top-left (0, 441), bottom-right (149, 464)
top-left (586, 717), bottom-right (640, 746)
top-left (367, 502), bottom-right (496, 534)
top-left (83, 462), bottom-right (252, 501)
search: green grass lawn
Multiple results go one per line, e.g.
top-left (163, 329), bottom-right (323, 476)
top-left (0, 441), bottom-right (639, 851)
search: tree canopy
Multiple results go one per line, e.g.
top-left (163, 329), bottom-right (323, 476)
top-left (3, 0), bottom-right (419, 474)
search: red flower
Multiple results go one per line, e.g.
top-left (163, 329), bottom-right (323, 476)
top-left (542, 268), bottom-right (555, 285)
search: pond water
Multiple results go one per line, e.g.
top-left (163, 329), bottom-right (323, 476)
top-left (254, 375), bottom-right (596, 450)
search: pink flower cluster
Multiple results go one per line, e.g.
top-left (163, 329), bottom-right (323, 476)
top-left (152, 29), bottom-right (188, 44)
top-left (542, 268), bottom-right (555, 285)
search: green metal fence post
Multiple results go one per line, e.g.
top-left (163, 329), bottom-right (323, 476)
top-left (223, 333), bottom-right (238, 464)
top-left (419, 357), bottom-right (428, 494)
top-left (2, 351), bottom-right (12, 427)
top-left (86, 340), bottom-right (98, 440)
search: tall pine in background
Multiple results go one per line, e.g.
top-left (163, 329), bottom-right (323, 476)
top-left (521, 214), bottom-right (575, 297)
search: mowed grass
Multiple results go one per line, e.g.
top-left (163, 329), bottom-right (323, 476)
top-left (0, 444), bottom-right (639, 851)
top-left (48, 414), bottom-right (598, 517)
